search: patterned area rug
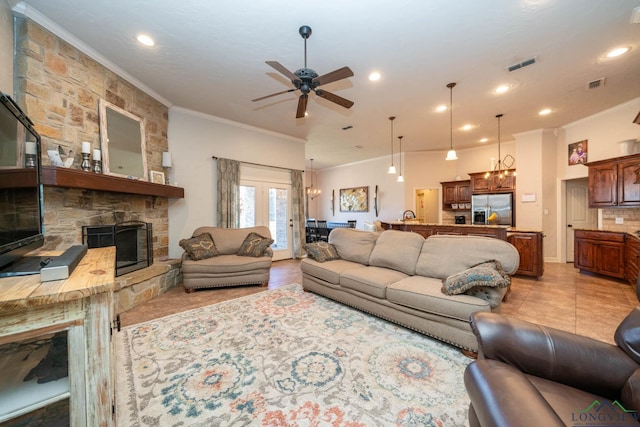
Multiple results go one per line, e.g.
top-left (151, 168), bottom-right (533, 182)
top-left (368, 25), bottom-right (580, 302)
top-left (116, 284), bottom-right (471, 426)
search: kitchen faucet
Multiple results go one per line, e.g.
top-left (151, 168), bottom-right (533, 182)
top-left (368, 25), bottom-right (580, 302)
top-left (402, 210), bottom-right (416, 221)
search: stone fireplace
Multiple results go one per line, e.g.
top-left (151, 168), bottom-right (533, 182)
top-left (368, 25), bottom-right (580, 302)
top-left (83, 221), bottom-right (153, 277)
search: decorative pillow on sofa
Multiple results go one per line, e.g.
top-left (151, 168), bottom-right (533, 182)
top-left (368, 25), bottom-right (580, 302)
top-left (441, 260), bottom-right (510, 296)
top-left (304, 242), bottom-right (340, 262)
top-left (179, 232), bottom-right (219, 260)
top-left (237, 232), bottom-right (274, 257)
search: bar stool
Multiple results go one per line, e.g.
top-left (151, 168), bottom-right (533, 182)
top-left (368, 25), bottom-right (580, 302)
top-left (317, 220), bottom-right (329, 242)
top-left (347, 220), bottom-right (357, 228)
top-left (306, 219), bottom-right (318, 243)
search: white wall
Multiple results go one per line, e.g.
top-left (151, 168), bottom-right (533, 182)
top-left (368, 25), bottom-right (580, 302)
top-left (167, 107), bottom-right (306, 258)
top-left (316, 156), bottom-right (405, 226)
top-left (0, 2), bottom-right (13, 94)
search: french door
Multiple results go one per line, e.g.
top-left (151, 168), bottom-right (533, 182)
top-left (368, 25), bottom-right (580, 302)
top-left (239, 180), bottom-right (292, 261)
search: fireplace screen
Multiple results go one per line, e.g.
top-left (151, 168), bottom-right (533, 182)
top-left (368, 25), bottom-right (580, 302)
top-left (82, 221), bottom-right (153, 276)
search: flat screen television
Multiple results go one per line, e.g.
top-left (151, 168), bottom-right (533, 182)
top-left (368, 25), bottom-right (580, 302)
top-left (0, 90), bottom-right (45, 277)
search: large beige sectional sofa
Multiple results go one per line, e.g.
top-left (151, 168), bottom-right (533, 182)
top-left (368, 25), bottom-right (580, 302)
top-left (301, 228), bottom-right (520, 352)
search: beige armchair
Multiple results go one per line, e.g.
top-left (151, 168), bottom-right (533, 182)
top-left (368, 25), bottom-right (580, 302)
top-left (180, 226), bottom-right (273, 292)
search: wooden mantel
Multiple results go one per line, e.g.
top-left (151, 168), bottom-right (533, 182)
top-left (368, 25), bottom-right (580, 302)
top-left (41, 166), bottom-right (184, 198)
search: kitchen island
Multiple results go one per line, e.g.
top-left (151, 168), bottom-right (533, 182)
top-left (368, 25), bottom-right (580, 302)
top-left (379, 221), bottom-right (510, 240)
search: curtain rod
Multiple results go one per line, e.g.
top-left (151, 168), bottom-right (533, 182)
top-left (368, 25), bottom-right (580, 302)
top-left (212, 156), bottom-right (304, 172)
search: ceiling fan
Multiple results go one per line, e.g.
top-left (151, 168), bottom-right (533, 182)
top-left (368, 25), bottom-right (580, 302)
top-left (252, 25), bottom-right (354, 118)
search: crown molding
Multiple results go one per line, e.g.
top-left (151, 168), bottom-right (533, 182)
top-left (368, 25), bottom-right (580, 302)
top-left (12, 1), bottom-right (172, 107)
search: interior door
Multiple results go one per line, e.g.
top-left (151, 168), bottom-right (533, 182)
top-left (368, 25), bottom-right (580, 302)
top-left (566, 178), bottom-right (597, 262)
top-left (239, 180), bottom-right (293, 261)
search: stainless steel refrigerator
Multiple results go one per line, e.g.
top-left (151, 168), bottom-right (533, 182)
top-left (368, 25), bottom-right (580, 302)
top-left (471, 193), bottom-right (514, 226)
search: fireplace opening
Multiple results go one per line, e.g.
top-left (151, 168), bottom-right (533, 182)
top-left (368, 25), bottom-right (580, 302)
top-left (82, 221), bottom-right (153, 276)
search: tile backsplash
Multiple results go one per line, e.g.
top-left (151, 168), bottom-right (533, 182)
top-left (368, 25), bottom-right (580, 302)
top-left (601, 208), bottom-right (640, 233)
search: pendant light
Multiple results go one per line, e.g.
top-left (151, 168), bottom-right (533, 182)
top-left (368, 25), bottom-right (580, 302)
top-left (307, 158), bottom-right (321, 199)
top-left (387, 116), bottom-right (397, 174)
top-left (485, 114), bottom-right (513, 182)
top-left (445, 82), bottom-right (458, 161)
top-left (397, 136), bottom-right (404, 182)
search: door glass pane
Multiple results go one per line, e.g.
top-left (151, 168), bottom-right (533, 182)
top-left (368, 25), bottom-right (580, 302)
top-left (239, 185), bottom-right (255, 228)
top-left (269, 187), bottom-right (288, 250)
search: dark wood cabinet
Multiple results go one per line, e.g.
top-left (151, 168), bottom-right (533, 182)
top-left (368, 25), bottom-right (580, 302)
top-left (587, 154), bottom-right (640, 207)
top-left (574, 230), bottom-right (626, 279)
top-left (441, 180), bottom-right (471, 210)
top-left (468, 170), bottom-right (515, 194)
top-left (626, 235), bottom-right (640, 285)
top-left (507, 231), bottom-right (544, 278)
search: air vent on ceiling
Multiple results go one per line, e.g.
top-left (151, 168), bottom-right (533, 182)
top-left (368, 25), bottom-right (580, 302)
top-left (587, 78), bottom-right (606, 90)
top-left (507, 57), bottom-right (537, 72)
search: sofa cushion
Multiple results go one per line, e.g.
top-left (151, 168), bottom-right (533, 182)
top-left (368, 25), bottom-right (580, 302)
top-left (182, 254), bottom-right (272, 275)
top-left (442, 260), bottom-right (511, 295)
top-left (340, 266), bottom-right (409, 299)
top-left (304, 242), bottom-right (340, 262)
top-left (615, 307), bottom-right (640, 364)
top-left (301, 258), bottom-right (365, 285)
top-left (179, 232), bottom-right (219, 260)
top-left (237, 232), bottom-right (274, 257)
top-left (416, 235), bottom-right (520, 279)
top-left (387, 276), bottom-right (491, 322)
top-left (192, 226), bottom-right (272, 255)
top-left (328, 228), bottom-right (379, 265)
top-left (368, 230), bottom-right (425, 275)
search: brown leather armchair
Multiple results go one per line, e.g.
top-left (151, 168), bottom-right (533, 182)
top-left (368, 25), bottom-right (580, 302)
top-left (464, 309), bottom-right (640, 427)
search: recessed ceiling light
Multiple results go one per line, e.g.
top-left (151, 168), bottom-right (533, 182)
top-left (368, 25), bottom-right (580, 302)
top-left (606, 46), bottom-right (630, 58)
top-left (539, 108), bottom-right (552, 116)
top-left (479, 138), bottom-right (489, 143)
top-left (495, 84), bottom-right (510, 94)
top-left (368, 71), bottom-right (381, 81)
top-left (461, 124), bottom-right (473, 131)
top-left (436, 105), bottom-right (447, 112)
top-left (136, 34), bottom-right (155, 47)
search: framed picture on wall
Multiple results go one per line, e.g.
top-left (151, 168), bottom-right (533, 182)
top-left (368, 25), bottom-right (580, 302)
top-left (568, 140), bottom-right (588, 165)
top-left (339, 186), bottom-right (368, 212)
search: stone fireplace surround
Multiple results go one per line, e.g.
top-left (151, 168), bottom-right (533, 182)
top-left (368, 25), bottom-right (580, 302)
top-left (41, 166), bottom-right (185, 313)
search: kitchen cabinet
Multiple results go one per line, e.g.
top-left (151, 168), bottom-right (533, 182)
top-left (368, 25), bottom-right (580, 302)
top-left (468, 170), bottom-right (516, 194)
top-left (574, 230), bottom-right (626, 279)
top-left (586, 153), bottom-right (640, 207)
top-left (441, 180), bottom-right (471, 210)
top-left (626, 235), bottom-right (640, 285)
top-left (507, 231), bottom-right (544, 278)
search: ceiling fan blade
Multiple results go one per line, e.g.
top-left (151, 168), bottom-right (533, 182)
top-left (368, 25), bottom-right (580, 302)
top-left (266, 61), bottom-right (301, 83)
top-left (315, 89), bottom-right (354, 109)
top-left (313, 66), bottom-right (354, 86)
top-left (251, 89), bottom-right (296, 102)
top-left (296, 94), bottom-right (308, 118)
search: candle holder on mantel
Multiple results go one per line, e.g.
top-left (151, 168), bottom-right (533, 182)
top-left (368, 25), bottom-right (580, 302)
top-left (81, 153), bottom-right (91, 172)
top-left (92, 149), bottom-right (102, 173)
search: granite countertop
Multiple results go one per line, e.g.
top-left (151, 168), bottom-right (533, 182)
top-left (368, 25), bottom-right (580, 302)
top-left (381, 220), bottom-right (511, 229)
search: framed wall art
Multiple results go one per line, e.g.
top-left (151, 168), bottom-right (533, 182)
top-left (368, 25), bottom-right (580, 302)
top-left (339, 186), bottom-right (368, 212)
top-left (568, 140), bottom-right (588, 165)
top-left (150, 170), bottom-right (165, 184)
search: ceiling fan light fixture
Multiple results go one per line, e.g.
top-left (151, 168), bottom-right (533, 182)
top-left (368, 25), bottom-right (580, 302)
top-left (445, 82), bottom-right (458, 161)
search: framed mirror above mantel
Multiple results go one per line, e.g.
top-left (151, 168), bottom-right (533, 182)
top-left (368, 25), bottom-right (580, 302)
top-left (99, 99), bottom-right (148, 181)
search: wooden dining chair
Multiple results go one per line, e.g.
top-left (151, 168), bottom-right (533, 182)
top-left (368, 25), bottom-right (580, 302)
top-left (306, 219), bottom-right (318, 243)
top-left (316, 220), bottom-right (329, 242)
